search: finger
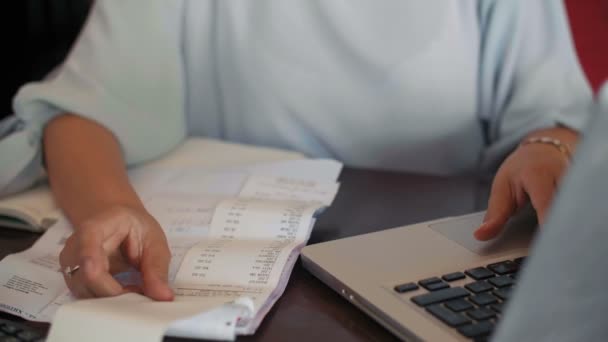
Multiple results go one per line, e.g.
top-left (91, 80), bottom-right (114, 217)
top-left (520, 172), bottom-right (556, 226)
top-left (61, 267), bottom-right (96, 298)
top-left (60, 235), bottom-right (95, 298)
top-left (107, 250), bottom-right (136, 275)
top-left (66, 279), bottom-right (96, 299)
top-left (79, 257), bottom-right (126, 297)
top-left (513, 184), bottom-right (528, 211)
top-left (74, 230), bottom-right (126, 298)
top-left (475, 174), bottom-right (516, 241)
top-left (140, 238), bottom-right (173, 301)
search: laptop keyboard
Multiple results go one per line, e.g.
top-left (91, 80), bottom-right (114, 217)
top-left (393, 257), bottom-right (526, 341)
top-left (0, 318), bottom-right (45, 341)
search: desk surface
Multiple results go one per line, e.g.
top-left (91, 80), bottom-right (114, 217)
top-left (0, 168), bottom-right (489, 341)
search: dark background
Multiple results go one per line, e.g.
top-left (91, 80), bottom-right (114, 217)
top-left (3, 1), bottom-right (92, 118)
top-left (2, 0), bottom-right (607, 120)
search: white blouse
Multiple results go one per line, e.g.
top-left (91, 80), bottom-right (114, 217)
top-left (0, 0), bottom-right (593, 196)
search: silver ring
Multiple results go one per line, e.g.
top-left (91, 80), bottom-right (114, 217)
top-left (63, 265), bottom-right (80, 278)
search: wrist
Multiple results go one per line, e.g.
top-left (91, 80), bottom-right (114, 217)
top-left (516, 126), bottom-right (580, 163)
top-left (522, 126), bottom-right (579, 150)
top-left (69, 196), bottom-right (147, 229)
top-left (519, 136), bottom-right (572, 161)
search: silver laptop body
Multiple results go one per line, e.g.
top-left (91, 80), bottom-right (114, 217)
top-left (302, 210), bottom-right (532, 341)
top-left (302, 93), bottom-right (607, 341)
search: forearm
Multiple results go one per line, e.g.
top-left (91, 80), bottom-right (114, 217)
top-left (44, 114), bottom-right (145, 227)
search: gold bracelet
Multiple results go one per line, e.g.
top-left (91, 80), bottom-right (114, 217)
top-left (519, 136), bottom-right (572, 160)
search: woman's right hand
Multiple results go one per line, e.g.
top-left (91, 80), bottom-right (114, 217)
top-left (58, 205), bottom-right (174, 301)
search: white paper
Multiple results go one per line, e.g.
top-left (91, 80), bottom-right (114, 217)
top-left (0, 158), bottom-right (342, 341)
top-left (47, 293), bottom-right (251, 342)
top-left (0, 137), bottom-right (307, 232)
top-left (0, 185), bottom-right (60, 231)
top-left (173, 199), bottom-right (317, 323)
top-left (239, 175), bottom-right (339, 206)
top-left (0, 221), bottom-right (72, 321)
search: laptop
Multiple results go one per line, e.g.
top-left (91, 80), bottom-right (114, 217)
top-left (301, 91), bottom-right (607, 341)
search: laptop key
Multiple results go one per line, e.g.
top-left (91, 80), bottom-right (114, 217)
top-left (470, 293), bottom-right (499, 306)
top-left (513, 256), bottom-right (527, 265)
top-left (493, 287), bottom-right (513, 301)
top-left (0, 324), bottom-right (19, 335)
top-left (465, 267), bottom-right (494, 280)
top-left (465, 280), bottom-right (493, 293)
top-left (490, 303), bottom-right (504, 313)
top-left (487, 261), bottom-right (518, 275)
top-left (442, 272), bottom-right (466, 282)
top-left (394, 282), bottom-right (419, 293)
top-left (419, 277), bottom-right (442, 287)
top-left (411, 287), bottom-right (469, 307)
top-left (488, 275), bottom-right (515, 288)
top-left (426, 304), bottom-right (471, 327)
top-left (0, 337), bottom-right (20, 342)
top-left (16, 329), bottom-right (41, 341)
top-left (445, 298), bottom-right (474, 312)
top-left (458, 320), bottom-right (494, 338)
top-left (467, 307), bottom-right (496, 321)
top-left (423, 281), bottom-right (450, 291)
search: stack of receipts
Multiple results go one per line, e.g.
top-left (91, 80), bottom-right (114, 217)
top-left (0, 153), bottom-right (342, 341)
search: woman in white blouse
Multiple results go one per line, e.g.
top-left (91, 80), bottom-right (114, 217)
top-left (1, 0), bottom-right (593, 300)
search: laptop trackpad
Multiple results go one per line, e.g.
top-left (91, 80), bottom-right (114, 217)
top-left (428, 209), bottom-right (536, 256)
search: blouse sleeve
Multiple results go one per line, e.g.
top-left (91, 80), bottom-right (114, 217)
top-left (0, 0), bottom-right (187, 196)
top-left (477, 0), bottom-right (594, 171)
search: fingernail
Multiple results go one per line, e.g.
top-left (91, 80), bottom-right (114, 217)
top-left (476, 222), bottom-right (488, 232)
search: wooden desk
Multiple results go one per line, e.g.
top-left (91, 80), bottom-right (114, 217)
top-left (0, 168), bottom-right (490, 341)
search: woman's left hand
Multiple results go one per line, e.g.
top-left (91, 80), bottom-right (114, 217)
top-left (474, 129), bottom-right (577, 241)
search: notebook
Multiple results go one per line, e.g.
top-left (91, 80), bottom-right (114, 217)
top-left (0, 138), bottom-right (305, 232)
top-left (301, 97), bottom-right (606, 341)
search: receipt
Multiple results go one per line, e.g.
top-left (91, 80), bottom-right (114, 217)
top-left (0, 158), bottom-right (342, 340)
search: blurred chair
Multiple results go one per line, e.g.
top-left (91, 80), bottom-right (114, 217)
top-left (2, 0), bottom-right (92, 119)
top-left (565, 0), bottom-right (608, 92)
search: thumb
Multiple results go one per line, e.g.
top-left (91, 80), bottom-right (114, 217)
top-left (140, 239), bottom-right (174, 301)
top-left (475, 176), bottom-right (517, 241)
